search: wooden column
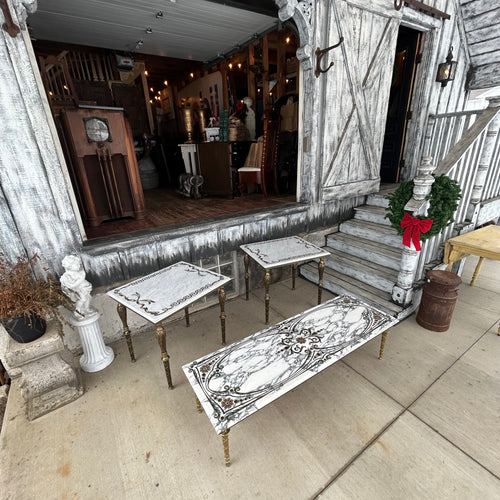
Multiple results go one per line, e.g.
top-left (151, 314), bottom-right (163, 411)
top-left (247, 43), bottom-right (256, 103)
top-left (262, 35), bottom-right (270, 109)
top-left (277, 36), bottom-right (286, 100)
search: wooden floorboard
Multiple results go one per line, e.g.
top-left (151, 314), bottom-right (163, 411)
top-left (85, 188), bottom-right (295, 239)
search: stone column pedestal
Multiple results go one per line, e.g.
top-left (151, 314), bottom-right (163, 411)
top-left (4, 322), bottom-right (83, 421)
top-left (71, 312), bottom-right (114, 373)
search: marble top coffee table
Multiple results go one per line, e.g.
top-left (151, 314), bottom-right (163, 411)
top-left (240, 236), bottom-right (330, 323)
top-left (183, 294), bottom-right (397, 466)
top-left (107, 261), bottom-right (231, 389)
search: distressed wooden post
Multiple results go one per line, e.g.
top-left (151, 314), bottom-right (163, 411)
top-left (466, 97), bottom-right (500, 223)
top-left (392, 157), bottom-right (436, 306)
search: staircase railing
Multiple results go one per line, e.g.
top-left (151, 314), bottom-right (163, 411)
top-left (392, 96), bottom-right (500, 306)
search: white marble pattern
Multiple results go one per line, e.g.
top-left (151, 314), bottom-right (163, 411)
top-left (107, 261), bottom-right (231, 323)
top-left (183, 295), bottom-right (397, 434)
top-left (240, 236), bottom-right (330, 269)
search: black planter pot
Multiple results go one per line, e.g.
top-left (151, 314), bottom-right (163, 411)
top-left (1, 313), bottom-right (47, 343)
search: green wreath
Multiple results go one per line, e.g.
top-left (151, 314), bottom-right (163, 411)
top-left (385, 175), bottom-right (462, 240)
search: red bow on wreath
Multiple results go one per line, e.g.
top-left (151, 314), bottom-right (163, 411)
top-left (400, 213), bottom-right (433, 251)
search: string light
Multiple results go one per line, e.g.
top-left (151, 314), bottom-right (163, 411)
top-left (286, 36), bottom-right (291, 44)
top-left (150, 87), bottom-right (154, 92)
top-left (144, 70), bottom-right (149, 76)
top-left (238, 63), bottom-right (242, 69)
top-left (228, 63), bottom-right (233, 70)
top-left (158, 90), bottom-right (161, 94)
top-left (164, 80), bottom-right (168, 86)
top-left (190, 72), bottom-right (194, 78)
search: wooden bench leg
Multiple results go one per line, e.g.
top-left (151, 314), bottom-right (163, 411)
top-left (117, 303), bottom-right (136, 362)
top-left (222, 429), bottom-right (231, 467)
top-left (470, 256), bottom-right (484, 286)
top-left (219, 285), bottom-right (226, 344)
top-left (378, 330), bottom-right (389, 360)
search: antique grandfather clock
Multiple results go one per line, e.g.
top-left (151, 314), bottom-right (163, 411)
top-left (60, 106), bottom-right (145, 227)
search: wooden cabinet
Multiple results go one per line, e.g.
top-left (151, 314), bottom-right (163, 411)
top-left (60, 106), bottom-right (145, 227)
top-left (197, 142), bottom-right (232, 197)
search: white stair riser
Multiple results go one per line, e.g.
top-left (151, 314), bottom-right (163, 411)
top-left (323, 259), bottom-right (395, 292)
top-left (326, 238), bottom-right (401, 270)
top-left (354, 209), bottom-right (392, 226)
top-left (366, 194), bottom-right (389, 208)
top-left (340, 222), bottom-right (402, 247)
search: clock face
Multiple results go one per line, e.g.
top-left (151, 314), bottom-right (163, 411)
top-left (84, 117), bottom-right (111, 142)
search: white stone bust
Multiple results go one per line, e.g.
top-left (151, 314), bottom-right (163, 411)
top-left (243, 96), bottom-right (256, 140)
top-left (61, 255), bottom-right (96, 319)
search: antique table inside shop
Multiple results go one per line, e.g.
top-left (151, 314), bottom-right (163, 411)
top-left (240, 236), bottom-right (330, 323)
top-left (107, 261), bottom-right (231, 389)
top-left (183, 294), bottom-right (397, 466)
top-left (444, 225), bottom-right (500, 286)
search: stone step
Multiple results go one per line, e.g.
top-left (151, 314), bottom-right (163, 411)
top-left (366, 193), bottom-right (389, 208)
top-left (354, 205), bottom-right (391, 226)
top-left (300, 263), bottom-right (402, 316)
top-left (339, 219), bottom-right (402, 248)
top-left (322, 248), bottom-right (398, 293)
top-left (326, 232), bottom-right (402, 271)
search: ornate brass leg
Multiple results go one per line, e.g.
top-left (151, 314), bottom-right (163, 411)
top-left (117, 303), bottom-right (136, 362)
top-left (219, 286), bottom-right (227, 344)
top-left (497, 321), bottom-right (499, 336)
top-left (264, 270), bottom-right (271, 324)
top-left (196, 397), bottom-right (203, 413)
top-left (292, 262), bottom-right (297, 290)
top-left (155, 323), bottom-right (173, 389)
top-left (378, 330), bottom-right (389, 360)
top-left (184, 306), bottom-right (190, 327)
top-left (221, 429), bottom-right (230, 467)
top-left (318, 257), bottom-right (325, 304)
top-left (244, 254), bottom-right (250, 300)
top-left (470, 256), bottom-right (484, 286)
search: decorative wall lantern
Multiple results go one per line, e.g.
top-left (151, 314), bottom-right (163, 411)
top-left (436, 47), bottom-right (457, 87)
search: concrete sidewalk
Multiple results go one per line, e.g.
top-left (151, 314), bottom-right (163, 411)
top-left (0, 257), bottom-right (499, 499)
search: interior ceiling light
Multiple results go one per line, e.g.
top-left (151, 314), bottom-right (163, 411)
top-left (155, 11), bottom-right (163, 19)
top-left (145, 27), bottom-right (153, 34)
top-left (135, 40), bottom-right (144, 49)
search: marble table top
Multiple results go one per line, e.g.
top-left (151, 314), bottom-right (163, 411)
top-left (183, 295), bottom-right (397, 434)
top-left (107, 261), bottom-right (231, 324)
top-left (240, 236), bottom-right (330, 269)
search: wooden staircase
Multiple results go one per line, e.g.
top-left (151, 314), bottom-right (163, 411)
top-left (300, 191), bottom-right (416, 319)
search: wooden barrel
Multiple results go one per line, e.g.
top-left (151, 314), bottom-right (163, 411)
top-left (416, 270), bottom-right (462, 332)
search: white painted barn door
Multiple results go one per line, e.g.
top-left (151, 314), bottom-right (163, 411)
top-left (320, 1), bottom-right (399, 201)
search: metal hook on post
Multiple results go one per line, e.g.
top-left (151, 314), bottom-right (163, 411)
top-left (314, 37), bottom-right (344, 78)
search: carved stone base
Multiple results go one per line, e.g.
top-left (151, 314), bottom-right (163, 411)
top-left (71, 312), bottom-right (114, 373)
top-left (4, 322), bottom-right (83, 421)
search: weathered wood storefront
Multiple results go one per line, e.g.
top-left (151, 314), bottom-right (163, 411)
top-left (1, 0), bottom-right (496, 348)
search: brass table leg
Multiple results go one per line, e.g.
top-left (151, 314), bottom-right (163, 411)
top-left (470, 256), bottom-right (484, 286)
top-left (196, 397), bottom-right (203, 413)
top-left (264, 269), bottom-right (271, 324)
top-left (378, 330), bottom-right (389, 360)
top-left (318, 257), bottom-right (325, 304)
top-left (219, 285), bottom-right (227, 344)
top-left (155, 322), bottom-right (173, 389)
top-left (221, 429), bottom-right (231, 467)
top-left (184, 306), bottom-right (190, 327)
top-left (244, 254), bottom-right (250, 300)
top-left (497, 321), bottom-right (500, 336)
top-left (292, 262), bottom-right (297, 290)
top-left (117, 303), bottom-right (136, 362)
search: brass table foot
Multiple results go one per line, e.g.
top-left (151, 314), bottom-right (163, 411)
top-left (318, 257), bottom-right (325, 304)
top-left (184, 306), bottom-right (190, 327)
top-left (378, 330), bottom-right (389, 359)
top-left (219, 286), bottom-right (227, 344)
top-left (244, 254), bottom-right (250, 300)
top-left (155, 323), bottom-right (173, 389)
top-left (292, 262), bottom-right (297, 290)
top-left (117, 303), bottom-right (136, 362)
top-left (264, 270), bottom-right (271, 324)
top-left (196, 397), bottom-right (203, 413)
top-left (222, 429), bottom-right (230, 467)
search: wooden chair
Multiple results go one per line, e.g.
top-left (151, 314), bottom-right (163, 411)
top-left (238, 113), bottom-right (280, 197)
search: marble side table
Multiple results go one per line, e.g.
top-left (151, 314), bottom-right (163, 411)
top-left (107, 261), bottom-right (231, 390)
top-left (183, 294), bottom-right (397, 466)
top-left (240, 236), bottom-right (330, 323)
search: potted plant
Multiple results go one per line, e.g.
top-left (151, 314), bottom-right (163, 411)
top-left (0, 253), bottom-right (73, 343)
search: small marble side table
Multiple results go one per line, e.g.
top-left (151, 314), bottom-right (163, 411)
top-left (240, 236), bottom-right (330, 323)
top-left (107, 261), bottom-right (231, 389)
